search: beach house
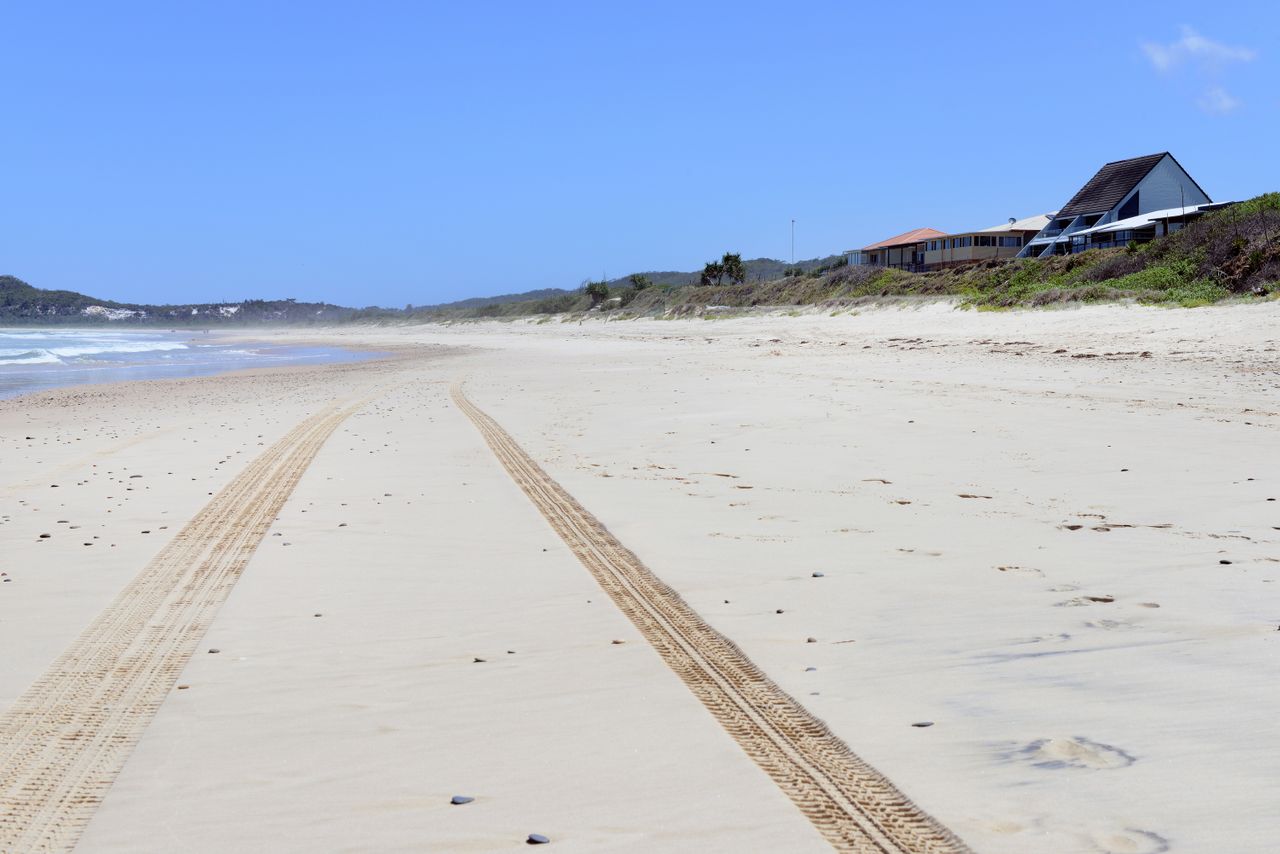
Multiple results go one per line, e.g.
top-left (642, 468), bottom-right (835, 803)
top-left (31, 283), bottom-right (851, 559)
top-left (1018, 153), bottom-right (1216, 258)
top-left (847, 227), bottom-right (946, 272)
top-left (919, 214), bottom-right (1054, 271)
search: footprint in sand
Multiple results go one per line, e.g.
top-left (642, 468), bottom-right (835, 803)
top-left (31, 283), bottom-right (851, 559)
top-left (1013, 737), bottom-right (1136, 770)
top-left (1088, 828), bottom-right (1170, 854)
top-left (1085, 618), bottom-right (1138, 631)
top-left (996, 565), bottom-right (1044, 577)
top-left (1009, 633), bottom-right (1072, 646)
top-left (1056, 594), bottom-right (1115, 606)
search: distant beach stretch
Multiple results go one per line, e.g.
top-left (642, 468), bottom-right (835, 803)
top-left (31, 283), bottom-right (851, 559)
top-left (0, 328), bottom-right (379, 399)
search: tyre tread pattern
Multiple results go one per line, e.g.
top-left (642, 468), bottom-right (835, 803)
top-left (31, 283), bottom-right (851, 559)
top-left (451, 384), bottom-right (971, 854)
top-left (0, 401), bottom-right (363, 853)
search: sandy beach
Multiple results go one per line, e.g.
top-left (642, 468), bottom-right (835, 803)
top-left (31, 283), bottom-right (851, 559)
top-left (2, 302), bottom-right (1278, 853)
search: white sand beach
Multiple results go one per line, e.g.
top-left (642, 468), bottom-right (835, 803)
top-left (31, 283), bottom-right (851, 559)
top-left (2, 302), bottom-right (1278, 853)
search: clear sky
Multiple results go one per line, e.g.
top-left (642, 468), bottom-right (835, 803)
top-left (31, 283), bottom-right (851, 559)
top-left (3, 2), bottom-right (1277, 307)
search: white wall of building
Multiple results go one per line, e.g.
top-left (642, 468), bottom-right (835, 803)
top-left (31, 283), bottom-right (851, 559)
top-left (1108, 156), bottom-right (1211, 224)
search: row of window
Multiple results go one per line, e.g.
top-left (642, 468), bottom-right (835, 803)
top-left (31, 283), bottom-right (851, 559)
top-left (923, 235), bottom-right (1023, 251)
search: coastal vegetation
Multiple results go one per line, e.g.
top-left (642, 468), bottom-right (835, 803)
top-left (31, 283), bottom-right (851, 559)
top-left (3, 194), bottom-right (1276, 326)
top-left (427, 192), bottom-right (1279, 319)
top-left (699, 253), bottom-right (747, 287)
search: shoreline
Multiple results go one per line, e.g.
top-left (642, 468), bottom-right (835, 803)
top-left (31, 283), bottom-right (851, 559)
top-left (0, 332), bottom-right (412, 405)
top-left (2, 305), bottom-right (1277, 852)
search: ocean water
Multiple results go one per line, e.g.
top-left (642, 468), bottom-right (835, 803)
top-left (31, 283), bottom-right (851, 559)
top-left (0, 328), bottom-right (380, 400)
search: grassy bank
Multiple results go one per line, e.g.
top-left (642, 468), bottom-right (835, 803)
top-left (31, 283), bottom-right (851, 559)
top-left (430, 193), bottom-right (1279, 320)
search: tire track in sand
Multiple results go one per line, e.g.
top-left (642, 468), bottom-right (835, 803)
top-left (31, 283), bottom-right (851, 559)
top-left (0, 399), bottom-right (366, 853)
top-left (451, 383), bottom-right (971, 854)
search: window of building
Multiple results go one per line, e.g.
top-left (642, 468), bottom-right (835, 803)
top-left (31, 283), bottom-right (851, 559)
top-left (1118, 191), bottom-right (1140, 220)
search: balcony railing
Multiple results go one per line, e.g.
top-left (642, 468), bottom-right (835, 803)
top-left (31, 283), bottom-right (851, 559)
top-left (1068, 234), bottom-right (1153, 253)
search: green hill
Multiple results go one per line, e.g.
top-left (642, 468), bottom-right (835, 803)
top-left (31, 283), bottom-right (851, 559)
top-left (0, 275), bottom-right (365, 325)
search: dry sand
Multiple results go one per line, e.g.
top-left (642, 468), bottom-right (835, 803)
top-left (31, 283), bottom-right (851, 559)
top-left (1, 301), bottom-right (1277, 852)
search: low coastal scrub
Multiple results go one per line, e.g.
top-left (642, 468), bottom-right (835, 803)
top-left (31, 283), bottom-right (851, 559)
top-left (5, 195), bottom-right (1275, 325)
top-left (429, 192), bottom-right (1278, 319)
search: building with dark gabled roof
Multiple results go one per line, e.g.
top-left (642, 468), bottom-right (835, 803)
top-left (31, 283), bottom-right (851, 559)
top-left (1019, 153), bottom-right (1213, 258)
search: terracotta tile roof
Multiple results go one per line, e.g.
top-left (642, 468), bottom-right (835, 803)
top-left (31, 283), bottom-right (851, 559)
top-left (862, 227), bottom-right (946, 251)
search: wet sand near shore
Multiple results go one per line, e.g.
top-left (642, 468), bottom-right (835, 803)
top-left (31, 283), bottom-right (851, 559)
top-left (2, 303), bottom-right (1277, 852)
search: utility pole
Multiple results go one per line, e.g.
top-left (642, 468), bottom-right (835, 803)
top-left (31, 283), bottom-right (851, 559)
top-left (791, 219), bottom-right (796, 265)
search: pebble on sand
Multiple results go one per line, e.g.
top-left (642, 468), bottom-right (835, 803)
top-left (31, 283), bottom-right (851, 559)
top-left (450, 795), bottom-right (474, 805)
top-left (811, 571), bottom-right (825, 578)
top-left (208, 649), bottom-right (221, 654)
top-left (806, 637), bottom-right (817, 643)
top-left (527, 834), bottom-right (550, 845)
top-left (911, 721), bottom-right (934, 728)
top-left (611, 639), bottom-right (626, 645)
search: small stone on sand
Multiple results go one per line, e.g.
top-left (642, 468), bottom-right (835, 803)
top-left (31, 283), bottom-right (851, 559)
top-left (812, 571), bottom-right (824, 578)
top-left (527, 834), bottom-right (550, 845)
top-left (208, 649), bottom-right (221, 654)
top-left (911, 721), bottom-right (934, 728)
top-left (450, 795), bottom-right (474, 805)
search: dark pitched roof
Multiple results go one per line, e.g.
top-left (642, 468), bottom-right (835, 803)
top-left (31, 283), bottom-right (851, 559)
top-left (1057, 153), bottom-right (1167, 219)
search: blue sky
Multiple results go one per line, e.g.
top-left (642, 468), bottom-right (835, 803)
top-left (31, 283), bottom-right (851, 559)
top-left (3, 2), bottom-right (1277, 307)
